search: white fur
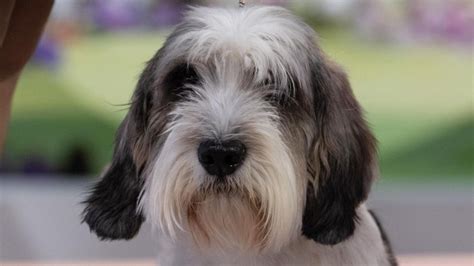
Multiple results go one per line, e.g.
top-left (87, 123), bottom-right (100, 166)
top-left (154, 204), bottom-right (390, 266)
top-left (154, 6), bottom-right (316, 99)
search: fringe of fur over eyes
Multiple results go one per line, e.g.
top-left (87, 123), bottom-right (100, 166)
top-left (83, 5), bottom-right (397, 266)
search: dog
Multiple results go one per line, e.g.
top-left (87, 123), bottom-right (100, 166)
top-left (83, 6), bottom-right (397, 266)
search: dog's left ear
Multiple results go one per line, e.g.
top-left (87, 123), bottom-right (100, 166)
top-left (82, 54), bottom-right (159, 240)
top-left (302, 53), bottom-right (377, 245)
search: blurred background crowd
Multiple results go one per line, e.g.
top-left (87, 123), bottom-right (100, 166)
top-left (0, 0), bottom-right (472, 263)
top-left (1, 0), bottom-right (471, 181)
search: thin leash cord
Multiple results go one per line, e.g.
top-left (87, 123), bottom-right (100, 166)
top-left (239, 0), bottom-right (246, 8)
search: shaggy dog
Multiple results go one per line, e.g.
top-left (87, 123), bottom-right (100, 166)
top-left (83, 6), bottom-right (397, 266)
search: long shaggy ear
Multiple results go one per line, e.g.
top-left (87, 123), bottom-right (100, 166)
top-left (82, 55), bottom-right (159, 240)
top-left (82, 123), bottom-right (144, 240)
top-left (302, 55), bottom-right (377, 245)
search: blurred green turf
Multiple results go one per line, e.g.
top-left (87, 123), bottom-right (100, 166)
top-left (5, 69), bottom-right (116, 172)
top-left (5, 30), bottom-right (473, 180)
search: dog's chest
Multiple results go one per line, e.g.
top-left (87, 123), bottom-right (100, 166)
top-left (153, 206), bottom-right (390, 266)
top-left (154, 234), bottom-right (387, 266)
top-left (155, 237), bottom-right (320, 266)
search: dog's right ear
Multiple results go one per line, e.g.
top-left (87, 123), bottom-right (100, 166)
top-left (82, 54), bottom-right (160, 240)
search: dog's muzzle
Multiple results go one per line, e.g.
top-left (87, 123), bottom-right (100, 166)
top-left (198, 139), bottom-right (246, 178)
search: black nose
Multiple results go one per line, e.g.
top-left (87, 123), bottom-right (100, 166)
top-left (198, 140), bottom-right (246, 177)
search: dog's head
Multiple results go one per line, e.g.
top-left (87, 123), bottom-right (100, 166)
top-left (83, 6), bottom-right (376, 253)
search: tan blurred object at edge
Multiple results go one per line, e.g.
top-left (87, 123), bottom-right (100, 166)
top-left (0, 0), bottom-right (54, 154)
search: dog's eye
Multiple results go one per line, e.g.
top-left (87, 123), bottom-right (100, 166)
top-left (262, 71), bottom-right (275, 88)
top-left (264, 92), bottom-right (289, 106)
top-left (263, 77), bottom-right (272, 87)
top-left (163, 64), bottom-right (199, 102)
top-left (174, 85), bottom-right (195, 100)
top-left (261, 75), bottom-right (290, 106)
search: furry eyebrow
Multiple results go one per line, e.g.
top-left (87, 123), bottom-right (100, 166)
top-left (164, 64), bottom-right (199, 88)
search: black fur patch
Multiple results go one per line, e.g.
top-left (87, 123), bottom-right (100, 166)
top-left (82, 143), bottom-right (144, 240)
top-left (303, 178), bottom-right (358, 245)
top-left (163, 63), bottom-right (199, 102)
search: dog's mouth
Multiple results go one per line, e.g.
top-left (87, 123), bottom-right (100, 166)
top-left (186, 184), bottom-right (267, 251)
top-left (200, 178), bottom-right (238, 195)
top-left (211, 182), bottom-right (233, 194)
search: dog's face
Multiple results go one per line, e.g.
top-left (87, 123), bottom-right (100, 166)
top-left (83, 6), bottom-right (376, 254)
